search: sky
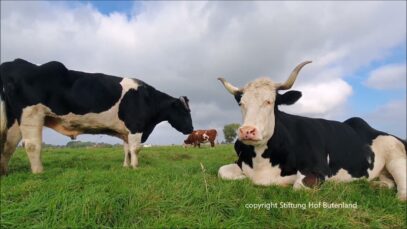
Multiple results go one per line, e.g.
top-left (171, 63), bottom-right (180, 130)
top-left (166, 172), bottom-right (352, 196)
top-left (1, 1), bottom-right (406, 146)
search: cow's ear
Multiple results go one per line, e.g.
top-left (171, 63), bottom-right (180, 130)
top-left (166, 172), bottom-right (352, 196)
top-left (276, 90), bottom-right (302, 105)
top-left (179, 96), bottom-right (191, 111)
top-left (234, 91), bottom-right (243, 104)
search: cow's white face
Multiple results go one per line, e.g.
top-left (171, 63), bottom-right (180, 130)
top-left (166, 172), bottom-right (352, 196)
top-left (238, 78), bottom-right (278, 145)
top-left (218, 61), bottom-right (312, 146)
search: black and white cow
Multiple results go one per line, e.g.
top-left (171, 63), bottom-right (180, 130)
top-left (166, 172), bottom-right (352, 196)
top-left (0, 59), bottom-right (193, 175)
top-left (217, 61), bottom-right (407, 201)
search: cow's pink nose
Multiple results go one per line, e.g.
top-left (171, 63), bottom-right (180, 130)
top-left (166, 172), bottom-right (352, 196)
top-left (239, 126), bottom-right (260, 141)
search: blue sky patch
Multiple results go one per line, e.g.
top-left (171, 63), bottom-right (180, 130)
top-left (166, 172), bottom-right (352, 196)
top-left (346, 43), bottom-right (406, 114)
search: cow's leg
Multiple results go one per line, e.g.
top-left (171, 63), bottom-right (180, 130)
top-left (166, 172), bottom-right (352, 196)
top-left (373, 170), bottom-right (395, 189)
top-left (20, 107), bottom-right (45, 174)
top-left (387, 158), bottom-right (406, 201)
top-left (123, 141), bottom-right (131, 167)
top-left (372, 136), bottom-right (407, 201)
top-left (218, 163), bottom-right (246, 180)
top-left (128, 133), bottom-right (142, 169)
top-left (1, 121), bottom-right (22, 175)
top-left (210, 140), bottom-right (215, 147)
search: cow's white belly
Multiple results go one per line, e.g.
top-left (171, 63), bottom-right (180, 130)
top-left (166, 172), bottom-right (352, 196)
top-left (44, 101), bottom-right (128, 139)
top-left (43, 77), bottom-right (139, 140)
top-left (241, 145), bottom-right (297, 186)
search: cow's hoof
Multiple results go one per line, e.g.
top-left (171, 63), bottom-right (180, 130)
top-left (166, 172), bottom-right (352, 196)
top-left (0, 169), bottom-right (8, 176)
top-left (123, 163), bottom-right (130, 168)
top-left (372, 181), bottom-right (395, 189)
top-left (31, 167), bottom-right (44, 174)
top-left (397, 192), bottom-right (406, 201)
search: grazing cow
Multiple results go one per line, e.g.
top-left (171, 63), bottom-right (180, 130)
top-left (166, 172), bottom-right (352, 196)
top-left (217, 61), bottom-right (406, 201)
top-left (184, 129), bottom-right (217, 147)
top-left (0, 59), bottom-right (193, 175)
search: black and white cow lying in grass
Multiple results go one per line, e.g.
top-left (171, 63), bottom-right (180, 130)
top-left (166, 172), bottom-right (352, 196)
top-left (217, 61), bottom-right (407, 201)
top-left (0, 59), bottom-right (193, 175)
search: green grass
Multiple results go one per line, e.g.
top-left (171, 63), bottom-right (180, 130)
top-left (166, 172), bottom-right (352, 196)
top-left (1, 145), bottom-right (406, 228)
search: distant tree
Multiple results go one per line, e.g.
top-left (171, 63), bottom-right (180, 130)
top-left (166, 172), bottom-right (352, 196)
top-left (66, 141), bottom-right (114, 148)
top-left (223, 123), bottom-right (240, 143)
top-left (66, 141), bottom-right (94, 148)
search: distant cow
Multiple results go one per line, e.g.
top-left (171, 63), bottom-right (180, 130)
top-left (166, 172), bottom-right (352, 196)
top-left (0, 59), bottom-right (193, 175)
top-left (217, 61), bottom-right (406, 201)
top-left (184, 129), bottom-right (217, 148)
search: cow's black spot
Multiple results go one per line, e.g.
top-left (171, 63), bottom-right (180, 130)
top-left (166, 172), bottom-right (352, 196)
top-left (0, 58), bottom-right (122, 122)
top-left (234, 140), bottom-right (255, 168)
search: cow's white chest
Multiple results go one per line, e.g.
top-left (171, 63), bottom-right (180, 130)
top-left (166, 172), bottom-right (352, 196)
top-left (241, 144), bottom-right (296, 186)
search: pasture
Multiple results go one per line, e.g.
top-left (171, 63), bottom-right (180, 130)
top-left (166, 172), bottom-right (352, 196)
top-left (1, 145), bottom-right (406, 228)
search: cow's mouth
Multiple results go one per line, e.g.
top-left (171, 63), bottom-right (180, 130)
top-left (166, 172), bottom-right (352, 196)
top-left (182, 128), bottom-right (193, 135)
top-left (239, 138), bottom-right (264, 146)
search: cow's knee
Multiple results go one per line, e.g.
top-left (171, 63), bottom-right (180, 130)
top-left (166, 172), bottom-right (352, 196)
top-left (218, 164), bottom-right (246, 180)
top-left (24, 140), bottom-right (43, 174)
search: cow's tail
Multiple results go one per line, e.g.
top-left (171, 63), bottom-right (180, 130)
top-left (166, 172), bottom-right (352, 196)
top-left (0, 77), bottom-right (7, 153)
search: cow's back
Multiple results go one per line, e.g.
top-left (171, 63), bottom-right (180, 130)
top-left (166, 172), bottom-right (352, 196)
top-left (267, 113), bottom-right (375, 179)
top-left (344, 117), bottom-right (388, 143)
top-left (344, 117), bottom-right (407, 155)
top-left (1, 59), bottom-right (123, 119)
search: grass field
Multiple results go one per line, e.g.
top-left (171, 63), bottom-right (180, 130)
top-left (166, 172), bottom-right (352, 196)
top-left (1, 145), bottom-right (406, 228)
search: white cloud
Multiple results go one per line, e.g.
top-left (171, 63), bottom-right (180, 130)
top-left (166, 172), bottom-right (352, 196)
top-left (364, 64), bottom-right (406, 90)
top-left (1, 1), bottom-right (406, 144)
top-left (364, 99), bottom-right (406, 138)
top-left (281, 79), bottom-right (353, 117)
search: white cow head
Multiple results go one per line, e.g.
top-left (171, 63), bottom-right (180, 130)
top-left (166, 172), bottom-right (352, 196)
top-left (218, 61), bottom-right (311, 146)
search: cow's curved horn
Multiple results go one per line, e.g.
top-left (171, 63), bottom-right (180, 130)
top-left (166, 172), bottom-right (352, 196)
top-left (218, 77), bottom-right (241, 95)
top-left (276, 61), bottom-right (312, 90)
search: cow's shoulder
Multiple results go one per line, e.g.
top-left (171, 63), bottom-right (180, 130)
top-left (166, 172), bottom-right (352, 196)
top-left (1, 58), bottom-right (38, 81)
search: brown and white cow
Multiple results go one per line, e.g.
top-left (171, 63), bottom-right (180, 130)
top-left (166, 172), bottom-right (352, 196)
top-left (184, 129), bottom-right (217, 148)
top-left (217, 61), bottom-right (406, 201)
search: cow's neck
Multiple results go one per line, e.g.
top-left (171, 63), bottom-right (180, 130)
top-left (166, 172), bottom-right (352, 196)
top-left (153, 92), bottom-right (175, 122)
top-left (251, 109), bottom-right (284, 164)
top-left (139, 88), bottom-right (176, 142)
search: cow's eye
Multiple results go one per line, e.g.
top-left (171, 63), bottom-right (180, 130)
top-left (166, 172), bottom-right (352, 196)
top-left (265, 100), bottom-right (272, 105)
